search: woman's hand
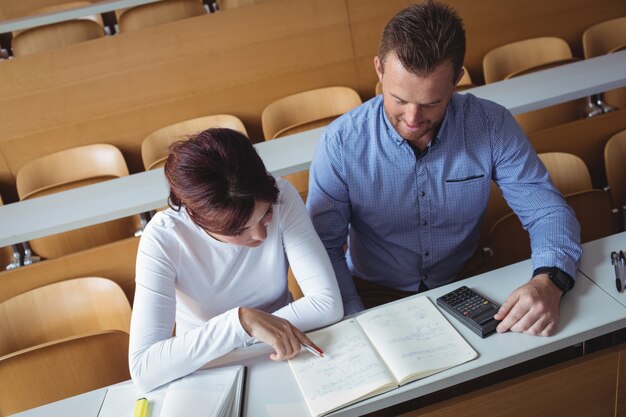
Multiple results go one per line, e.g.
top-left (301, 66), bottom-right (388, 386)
top-left (238, 307), bottom-right (322, 361)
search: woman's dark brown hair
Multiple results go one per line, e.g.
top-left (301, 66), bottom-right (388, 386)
top-left (164, 128), bottom-right (279, 235)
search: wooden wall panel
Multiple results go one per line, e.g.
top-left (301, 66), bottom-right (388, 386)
top-left (0, 237), bottom-right (139, 305)
top-left (529, 109), bottom-right (626, 189)
top-left (399, 347), bottom-right (621, 417)
top-left (0, 0), bottom-right (357, 201)
top-left (0, 0), bottom-right (79, 20)
top-left (347, 0), bottom-right (626, 95)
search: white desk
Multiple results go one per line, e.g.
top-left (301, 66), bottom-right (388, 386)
top-left (0, 52), bottom-right (625, 247)
top-left (577, 231), bottom-right (626, 307)
top-left (463, 51), bottom-right (626, 115)
top-left (0, 0), bottom-right (163, 34)
top-left (11, 259), bottom-right (626, 417)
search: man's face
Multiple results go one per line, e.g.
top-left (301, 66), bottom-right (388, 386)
top-left (375, 53), bottom-right (462, 147)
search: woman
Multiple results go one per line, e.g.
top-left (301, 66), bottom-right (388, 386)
top-left (129, 128), bottom-right (343, 392)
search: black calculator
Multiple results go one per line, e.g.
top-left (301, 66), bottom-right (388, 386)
top-left (436, 286), bottom-right (501, 338)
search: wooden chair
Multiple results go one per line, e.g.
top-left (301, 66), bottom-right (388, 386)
top-left (0, 195), bottom-right (21, 270)
top-left (479, 152), bottom-right (592, 254)
top-left (11, 19), bottom-right (105, 56)
top-left (142, 114), bottom-right (248, 170)
top-left (0, 277), bottom-right (131, 357)
top-left (483, 37), bottom-right (585, 133)
top-left (488, 189), bottom-right (613, 269)
top-left (583, 16), bottom-right (626, 110)
top-left (566, 190), bottom-right (615, 243)
top-left (604, 129), bottom-right (626, 230)
top-left (261, 86), bottom-right (362, 201)
top-left (0, 330), bottom-right (130, 416)
top-left (118, 0), bottom-right (206, 33)
top-left (217, 0), bottom-right (264, 10)
top-left (30, 1), bottom-right (104, 26)
top-left (15, 144), bottom-right (140, 259)
top-left (582, 16), bottom-right (626, 61)
top-left (538, 152), bottom-right (593, 195)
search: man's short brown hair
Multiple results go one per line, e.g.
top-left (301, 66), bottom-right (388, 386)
top-left (379, 1), bottom-right (466, 78)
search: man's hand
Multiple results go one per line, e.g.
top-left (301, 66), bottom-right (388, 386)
top-left (494, 274), bottom-right (563, 336)
top-left (238, 307), bottom-right (321, 361)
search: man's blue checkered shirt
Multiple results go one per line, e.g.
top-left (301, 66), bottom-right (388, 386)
top-left (306, 93), bottom-right (581, 315)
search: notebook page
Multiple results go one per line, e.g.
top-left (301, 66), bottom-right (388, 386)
top-left (356, 296), bottom-right (478, 384)
top-left (288, 319), bottom-right (397, 417)
top-left (160, 367), bottom-right (240, 417)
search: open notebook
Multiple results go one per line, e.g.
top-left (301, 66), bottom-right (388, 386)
top-left (97, 365), bottom-right (245, 417)
top-left (288, 296), bottom-right (478, 417)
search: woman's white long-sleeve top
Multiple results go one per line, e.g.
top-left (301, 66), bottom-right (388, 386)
top-left (129, 178), bottom-right (343, 392)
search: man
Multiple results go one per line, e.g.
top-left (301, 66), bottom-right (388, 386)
top-left (306, 0), bottom-right (581, 336)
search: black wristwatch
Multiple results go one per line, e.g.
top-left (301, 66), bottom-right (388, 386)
top-left (533, 267), bottom-right (575, 295)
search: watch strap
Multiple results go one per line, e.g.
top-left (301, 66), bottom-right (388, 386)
top-left (533, 267), bottom-right (574, 294)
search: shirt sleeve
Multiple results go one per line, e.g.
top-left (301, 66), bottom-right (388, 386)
top-left (129, 224), bottom-right (250, 393)
top-left (306, 130), bottom-right (364, 315)
top-left (491, 108), bottom-right (582, 279)
top-left (272, 179), bottom-right (344, 329)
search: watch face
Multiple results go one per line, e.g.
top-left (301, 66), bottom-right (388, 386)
top-left (552, 270), bottom-right (571, 292)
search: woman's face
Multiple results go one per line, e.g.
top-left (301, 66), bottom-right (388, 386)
top-left (207, 201), bottom-right (274, 247)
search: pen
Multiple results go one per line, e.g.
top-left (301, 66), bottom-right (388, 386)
top-left (611, 252), bottom-right (622, 293)
top-left (134, 398), bottom-right (149, 417)
top-left (300, 341), bottom-right (324, 358)
top-left (619, 251), bottom-right (626, 290)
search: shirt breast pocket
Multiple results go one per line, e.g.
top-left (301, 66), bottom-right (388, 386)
top-left (443, 174), bottom-right (489, 223)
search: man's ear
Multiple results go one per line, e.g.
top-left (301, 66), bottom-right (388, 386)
top-left (453, 66), bottom-right (465, 87)
top-left (374, 56), bottom-right (384, 83)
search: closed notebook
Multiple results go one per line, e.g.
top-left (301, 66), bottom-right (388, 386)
top-left (97, 365), bottom-right (245, 417)
top-left (288, 296), bottom-right (478, 417)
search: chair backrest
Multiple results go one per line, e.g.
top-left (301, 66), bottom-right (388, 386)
top-left (483, 37), bottom-right (574, 84)
top-left (31, 1), bottom-right (104, 26)
top-left (11, 19), bottom-right (104, 57)
top-left (16, 144), bottom-right (129, 200)
top-left (480, 152), bottom-right (591, 251)
top-left (538, 152), bottom-right (593, 195)
top-left (488, 211), bottom-right (531, 269)
top-left (566, 190), bottom-right (615, 243)
top-left (0, 330), bottom-right (130, 416)
top-left (141, 114), bottom-right (248, 170)
top-left (261, 86), bottom-right (362, 140)
top-left (604, 129), bottom-right (626, 213)
top-left (0, 195), bottom-right (17, 270)
top-left (15, 144), bottom-right (138, 259)
top-left (217, 0), bottom-right (263, 10)
top-left (582, 16), bottom-right (626, 58)
top-left (488, 189), bottom-right (614, 269)
top-left (118, 0), bottom-right (206, 33)
top-left (0, 277), bottom-right (131, 357)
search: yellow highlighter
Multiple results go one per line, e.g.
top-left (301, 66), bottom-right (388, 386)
top-left (134, 398), bottom-right (149, 417)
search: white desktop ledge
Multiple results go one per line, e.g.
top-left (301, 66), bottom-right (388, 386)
top-left (0, 0), bottom-right (162, 33)
top-left (577, 231), bottom-right (626, 307)
top-left (0, 51), bottom-right (625, 247)
top-left (10, 259), bottom-right (626, 417)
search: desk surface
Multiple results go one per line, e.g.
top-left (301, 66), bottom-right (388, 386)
top-left (0, 52), bottom-right (625, 247)
top-left (578, 231), bottom-right (626, 307)
top-left (0, 0), bottom-right (162, 33)
top-left (11, 256), bottom-right (626, 417)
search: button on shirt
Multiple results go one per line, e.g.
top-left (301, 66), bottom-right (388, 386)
top-left (307, 93), bottom-right (581, 315)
